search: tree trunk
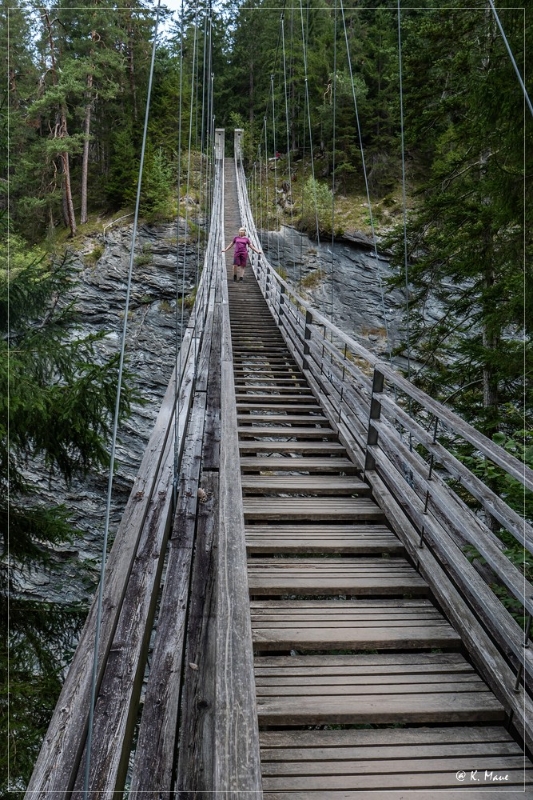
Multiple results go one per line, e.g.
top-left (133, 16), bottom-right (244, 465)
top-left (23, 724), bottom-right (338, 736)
top-left (61, 109), bottom-right (77, 237)
top-left (80, 71), bottom-right (93, 225)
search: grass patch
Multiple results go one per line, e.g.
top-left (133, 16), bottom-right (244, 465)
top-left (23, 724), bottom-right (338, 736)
top-left (300, 268), bottom-right (324, 289)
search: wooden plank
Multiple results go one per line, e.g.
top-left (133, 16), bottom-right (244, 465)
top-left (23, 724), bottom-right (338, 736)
top-left (256, 691), bottom-right (504, 726)
top-left (252, 624), bottom-right (460, 650)
top-left (366, 470), bottom-right (533, 750)
top-left (237, 404), bottom-right (321, 413)
top-left (83, 391), bottom-right (206, 798)
top-left (261, 770), bottom-right (532, 792)
top-left (259, 725), bottom-right (516, 749)
top-left (238, 414), bottom-right (329, 424)
top-left (245, 525), bottom-right (403, 554)
top-left (247, 559), bottom-right (427, 596)
top-left (243, 498), bottom-right (385, 520)
top-left (262, 755), bottom-right (528, 777)
top-left (240, 457), bottom-right (357, 473)
top-left (239, 441), bottom-right (345, 454)
top-left (236, 392), bottom-right (315, 401)
top-left (202, 294), bottom-right (222, 471)
top-left (235, 386), bottom-right (313, 395)
top-left (241, 476), bottom-right (369, 494)
top-left (263, 792), bottom-right (530, 799)
top-left (26, 349), bottom-right (198, 799)
top-left (238, 427), bottom-right (337, 439)
top-left (175, 471), bottom-right (218, 798)
top-left (214, 160), bottom-right (262, 797)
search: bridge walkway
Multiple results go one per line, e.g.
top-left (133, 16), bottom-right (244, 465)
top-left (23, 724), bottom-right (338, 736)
top-left (224, 158), bottom-right (531, 797)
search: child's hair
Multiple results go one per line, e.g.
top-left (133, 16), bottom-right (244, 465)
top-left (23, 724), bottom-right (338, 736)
top-left (239, 227), bottom-right (246, 235)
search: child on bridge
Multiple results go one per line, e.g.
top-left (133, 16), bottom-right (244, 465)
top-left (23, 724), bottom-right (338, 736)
top-left (222, 227), bottom-right (261, 282)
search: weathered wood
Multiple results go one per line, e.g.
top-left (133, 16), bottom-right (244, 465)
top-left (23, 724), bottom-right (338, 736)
top-left (213, 158), bottom-right (262, 799)
top-left (238, 426), bottom-right (337, 439)
top-left (239, 456), bottom-right (357, 473)
top-left (259, 724), bottom-right (518, 749)
top-left (378, 392), bottom-right (533, 554)
top-left (175, 471), bottom-right (218, 799)
top-left (366, 469), bottom-right (533, 751)
top-left (239, 441), bottom-right (345, 454)
top-left (126, 391), bottom-right (207, 798)
top-left (238, 413), bottom-right (329, 424)
top-left (374, 418), bottom-right (533, 615)
top-left (243, 497), bottom-right (385, 520)
top-left (241, 475), bottom-right (369, 494)
top-left (371, 448), bottom-right (533, 684)
top-left (70, 413), bottom-right (178, 798)
top-left (26, 346), bottom-right (198, 799)
top-left (245, 525), bottom-right (402, 555)
top-left (247, 558), bottom-right (427, 596)
top-left (251, 599), bottom-right (460, 649)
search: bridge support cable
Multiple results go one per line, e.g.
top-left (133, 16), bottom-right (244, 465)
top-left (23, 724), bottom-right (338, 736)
top-left (82, 2), bottom-right (162, 796)
top-left (339, 0), bottom-right (391, 358)
top-left (234, 146), bottom-right (533, 751)
top-left (25, 131), bottom-right (225, 800)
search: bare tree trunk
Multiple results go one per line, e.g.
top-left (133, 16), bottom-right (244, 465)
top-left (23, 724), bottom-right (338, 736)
top-left (61, 109), bottom-right (77, 237)
top-left (43, 10), bottom-right (76, 237)
top-left (80, 71), bottom-right (93, 225)
top-left (249, 61), bottom-right (254, 127)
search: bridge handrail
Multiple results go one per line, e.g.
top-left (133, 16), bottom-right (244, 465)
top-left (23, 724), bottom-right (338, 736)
top-left (234, 145), bottom-right (533, 747)
top-left (27, 145), bottom-right (224, 800)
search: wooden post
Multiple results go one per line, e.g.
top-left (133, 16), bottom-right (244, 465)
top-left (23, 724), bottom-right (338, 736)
top-left (303, 309), bottom-right (313, 371)
top-left (234, 128), bottom-right (244, 162)
top-left (215, 128), bottom-right (225, 162)
top-left (364, 369), bottom-right (384, 472)
top-left (278, 282), bottom-right (286, 326)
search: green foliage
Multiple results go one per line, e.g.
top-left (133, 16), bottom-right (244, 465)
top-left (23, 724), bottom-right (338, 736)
top-left (386, 3), bottom-right (532, 439)
top-left (0, 233), bottom-right (134, 564)
top-left (0, 223), bottom-right (137, 792)
top-left (0, 598), bottom-right (86, 797)
top-left (299, 176), bottom-right (334, 236)
top-left (140, 147), bottom-right (175, 222)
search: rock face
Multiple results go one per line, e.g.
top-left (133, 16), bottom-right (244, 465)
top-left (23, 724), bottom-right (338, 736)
top-left (258, 225), bottom-right (405, 357)
top-left (16, 220), bottom-right (405, 604)
top-left (15, 219), bottom-right (203, 603)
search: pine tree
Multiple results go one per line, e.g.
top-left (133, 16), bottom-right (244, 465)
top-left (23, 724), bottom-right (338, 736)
top-left (389, 3), bottom-right (532, 438)
top-left (0, 217), bottom-right (136, 793)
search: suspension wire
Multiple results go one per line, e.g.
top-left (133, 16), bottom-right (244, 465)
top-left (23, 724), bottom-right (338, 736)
top-left (175, 0), bottom-right (199, 510)
top-left (200, 12), bottom-right (208, 232)
top-left (270, 73), bottom-right (281, 267)
top-left (281, 13), bottom-right (294, 234)
top-left (330, 0), bottom-right (337, 322)
top-left (339, 0), bottom-right (391, 359)
top-left (197, 11), bottom-right (209, 295)
top-left (488, 0), bottom-right (533, 117)
top-left (299, 0), bottom-right (321, 246)
top-left (397, 0), bottom-right (411, 383)
top-left (185, 8), bottom-right (200, 372)
top-left (264, 116), bottom-right (269, 236)
top-left (83, 4), bottom-right (161, 796)
top-left (173, 0), bottom-right (185, 506)
top-left (258, 143), bottom-right (263, 243)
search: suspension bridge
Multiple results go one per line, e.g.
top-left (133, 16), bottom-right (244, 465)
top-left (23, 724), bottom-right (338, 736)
top-left (23, 128), bottom-right (533, 798)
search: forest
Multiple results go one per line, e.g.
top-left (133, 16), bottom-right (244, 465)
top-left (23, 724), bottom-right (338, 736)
top-left (1, 0), bottom-right (532, 793)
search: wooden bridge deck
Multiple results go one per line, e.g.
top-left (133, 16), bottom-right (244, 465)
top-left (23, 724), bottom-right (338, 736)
top-left (27, 138), bottom-right (533, 800)
top-left (224, 159), bottom-right (533, 797)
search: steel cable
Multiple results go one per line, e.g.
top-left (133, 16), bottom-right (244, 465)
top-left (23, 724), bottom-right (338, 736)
top-left (83, 3), bottom-right (161, 796)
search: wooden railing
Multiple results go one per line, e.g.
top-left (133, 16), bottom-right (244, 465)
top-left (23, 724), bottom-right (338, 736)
top-left (235, 135), bottom-right (533, 750)
top-left (27, 132), bottom-right (238, 799)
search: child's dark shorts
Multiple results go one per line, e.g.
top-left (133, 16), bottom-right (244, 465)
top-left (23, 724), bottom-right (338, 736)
top-left (233, 252), bottom-right (247, 267)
